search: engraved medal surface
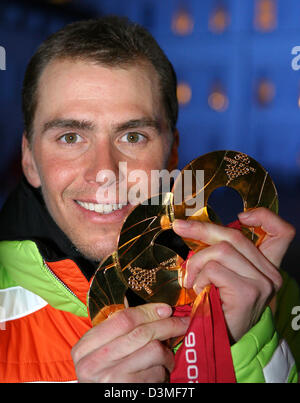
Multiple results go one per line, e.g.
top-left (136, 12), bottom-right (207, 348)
top-left (116, 193), bottom-right (187, 306)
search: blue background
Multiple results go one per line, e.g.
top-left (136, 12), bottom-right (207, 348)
top-left (0, 0), bottom-right (299, 283)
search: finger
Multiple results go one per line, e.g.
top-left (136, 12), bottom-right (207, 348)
top-left (192, 259), bottom-right (274, 304)
top-left (72, 303), bottom-right (172, 363)
top-left (238, 207), bottom-right (296, 266)
top-left (128, 365), bottom-right (170, 383)
top-left (238, 207), bottom-right (295, 239)
top-left (124, 365), bottom-right (169, 383)
top-left (184, 241), bottom-right (269, 289)
top-left (116, 339), bottom-right (175, 374)
top-left (135, 365), bottom-right (169, 383)
top-left (192, 260), bottom-right (273, 341)
top-left (80, 364), bottom-right (168, 383)
top-left (173, 218), bottom-right (254, 251)
top-left (81, 315), bottom-right (189, 367)
top-left (173, 218), bottom-right (282, 288)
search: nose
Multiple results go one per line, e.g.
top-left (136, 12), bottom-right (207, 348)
top-left (84, 139), bottom-right (119, 186)
top-left (83, 139), bottom-right (127, 203)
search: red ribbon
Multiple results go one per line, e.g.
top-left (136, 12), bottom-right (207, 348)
top-left (170, 285), bottom-right (236, 383)
top-left (170, 221), bottom-right (241, 383)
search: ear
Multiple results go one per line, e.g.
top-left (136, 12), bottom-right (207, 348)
top-left (167, 129), bottom-right (179, 171)
top-left (22, 134), bottom-right (41, 188)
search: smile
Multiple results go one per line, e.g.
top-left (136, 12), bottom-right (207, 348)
top-left (76, 201), bottom-right (127, 214)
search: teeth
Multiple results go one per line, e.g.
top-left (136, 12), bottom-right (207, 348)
top-left (103, 204), bottom-right (111, 213)
top-left (95, 204), bottom-right (103, 213)
top-left (76, 201), bottom-right (126, 214)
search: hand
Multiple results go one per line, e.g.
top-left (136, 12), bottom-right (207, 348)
top-left (71, 303), bottom-right (190, 383)
top-left (173, 208), bottom-right (295, 342)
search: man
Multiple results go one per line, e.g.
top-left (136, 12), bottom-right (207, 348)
top-left (0, 16), bottom-right (299, 383)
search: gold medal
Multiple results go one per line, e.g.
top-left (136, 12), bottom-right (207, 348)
top-left (88, 150), bottom-right (278, 325)
top-left (172, 150), bottom-right (278, 250)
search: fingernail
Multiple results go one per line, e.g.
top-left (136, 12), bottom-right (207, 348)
top-left (156, 305), bottom-right (172, 318)
top-left (173, 219), bottom-right (192, 231)
top-left (238, 211), bottom-right (251, 219)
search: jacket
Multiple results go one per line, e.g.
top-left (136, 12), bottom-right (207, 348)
top-left (0, 178), bottom-right (299, 382)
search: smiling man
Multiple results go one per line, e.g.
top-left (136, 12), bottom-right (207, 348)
top-left (0, 16), bottom-right (299, 383)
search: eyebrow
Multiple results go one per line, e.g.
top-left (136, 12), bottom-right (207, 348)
top-left (42, 118), bottom-right (96, 134)
top-left (41, 117), bottom-right (161, 135)
top-left (113, 118), bottom-right (162, 133)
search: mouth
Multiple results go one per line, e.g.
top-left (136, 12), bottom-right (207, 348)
top-left (76, 200), bottom-right (127, 214)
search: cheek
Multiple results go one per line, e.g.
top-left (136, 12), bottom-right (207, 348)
top-left (35, 151), bottom-right (77, 200)
top-left (127, 154), bottom-right (172, 201)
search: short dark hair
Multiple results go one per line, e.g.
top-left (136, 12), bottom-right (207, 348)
top-left (22, 16), bottom-right (178, 141)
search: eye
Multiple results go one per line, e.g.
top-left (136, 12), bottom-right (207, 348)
top-left (120, 132), bottom-right (146, 144)
top-left (59, 133), bottom-right (83, 144)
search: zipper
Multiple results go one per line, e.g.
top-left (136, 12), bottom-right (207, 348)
top-left (43, 260), bottom-right (77, 298)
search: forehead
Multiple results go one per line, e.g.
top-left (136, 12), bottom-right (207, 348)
top-left (35, 58), bottom-right (163, 124)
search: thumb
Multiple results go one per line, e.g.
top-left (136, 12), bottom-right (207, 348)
top-left (238, 207), bottom-right (295, 267)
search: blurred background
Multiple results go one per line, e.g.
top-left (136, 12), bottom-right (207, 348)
top-left (0, 0), bottom-right (299, 284)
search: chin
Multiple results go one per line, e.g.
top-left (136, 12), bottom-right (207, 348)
top-left (74, 238), bottom-right (117, 263)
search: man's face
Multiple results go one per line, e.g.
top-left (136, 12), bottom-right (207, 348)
top-left (23, 59), bottom-right (175, 261)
